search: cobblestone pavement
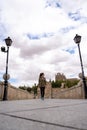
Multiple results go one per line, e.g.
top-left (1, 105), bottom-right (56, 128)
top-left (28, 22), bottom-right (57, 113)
top-left (0, 99), bottom-right (87, 130)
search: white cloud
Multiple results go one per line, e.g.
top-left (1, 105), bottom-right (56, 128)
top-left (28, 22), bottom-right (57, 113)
top-left (0, 0), bottom-right (87, 87)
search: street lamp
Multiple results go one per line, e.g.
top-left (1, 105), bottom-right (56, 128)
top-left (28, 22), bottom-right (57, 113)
top-left (1, 37), bottom-right (12, 100)
top-left (74, 34), bottom-right (87, 98)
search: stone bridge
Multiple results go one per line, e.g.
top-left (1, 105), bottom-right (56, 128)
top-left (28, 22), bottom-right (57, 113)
top-left (0, 80), bottom-right (85, 100)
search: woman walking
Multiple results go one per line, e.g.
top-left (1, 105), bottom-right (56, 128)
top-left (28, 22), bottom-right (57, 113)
top-left (38, 73), bottom-right (46, 100)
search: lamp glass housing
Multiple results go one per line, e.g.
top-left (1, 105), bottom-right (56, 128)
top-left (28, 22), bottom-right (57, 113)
top-left (1, 46), bottom-right (6, 52)
top-left (5, 37), bottom-right (12, 46)
top-left (74, 34), bottom-right (81, 44)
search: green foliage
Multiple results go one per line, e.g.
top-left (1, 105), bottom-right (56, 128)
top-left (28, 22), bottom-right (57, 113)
top-left (51, 80), bottom-right (62, 88)
top-left (19, 85), bottom-right (31, 93)
top-left (51, 79), bottom-right (79, 88)
top-left (19, 84), bottom-right (38, 94)
top-left (27, 87), bottom-right (32, 93)
top-left (19, 85), bottom-right (27, 90)
top-left (66, 79), bottom-right (79, 88)
top-left (32, 84), bottom-right (38, 95)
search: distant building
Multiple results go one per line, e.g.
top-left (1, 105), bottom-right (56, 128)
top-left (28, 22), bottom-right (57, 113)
top-left (67, 78), bottom-right (78, 81)
top-left (55, 73), bottom-right (66, 81)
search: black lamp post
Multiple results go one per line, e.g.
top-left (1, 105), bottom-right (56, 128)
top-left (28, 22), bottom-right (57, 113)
top-left (74, 34), bottom-right (87, 98)
top-left (1, 37), bottom-right (12, 101)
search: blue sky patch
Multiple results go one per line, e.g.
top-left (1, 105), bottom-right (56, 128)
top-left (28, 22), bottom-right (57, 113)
top-left (69, 74), bottom-right (77, 77)
top-left (45, 0), bottom-right (61, 8)
top-left (68, 11), bottom-right (81, 21)
top-left (27, 34), bottom-right (40, 40)
top-left (68, 11), bottom-right (87, 24)
top-left (27, 32), bottom-right (54, 40)
top-left (0, 23), bottom-right (7, 41)
top-left (0, 72), bottom-right (18, 84)
top-left (0, 72), bottom-right (4, 81)
top-left (65, 49), bottom-right (75, 54)
top-left (66, 49), bottom-right (75, 54)
top-left (9, 78), bottom-right (18, 83)
top-left (60, 26), bottom-right (75, 33)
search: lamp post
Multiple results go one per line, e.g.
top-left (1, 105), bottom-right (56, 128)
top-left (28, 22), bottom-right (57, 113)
top-left (74, 34), bottom-right (87, 98)
top-left (1, 37), bottom-right (12, 100)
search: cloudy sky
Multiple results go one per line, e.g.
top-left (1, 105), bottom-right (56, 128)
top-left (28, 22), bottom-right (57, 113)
top-left (0, 0), bottom-right (87, 87)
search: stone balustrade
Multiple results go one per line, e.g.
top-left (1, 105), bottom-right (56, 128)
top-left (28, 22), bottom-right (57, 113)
top-left (0, 80), bottom-right (85, 100)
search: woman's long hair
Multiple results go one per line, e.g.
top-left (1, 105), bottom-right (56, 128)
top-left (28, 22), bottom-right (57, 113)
top-left (39, 73), bottom-right (44, 78)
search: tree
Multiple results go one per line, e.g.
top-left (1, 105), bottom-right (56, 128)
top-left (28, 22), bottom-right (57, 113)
top-left (27, 87), bottom-right (32, 93)
top-left (51, 79), bottom-right (79, 88)
top-left (66, 79), bottom-right (79, 88)
top-left (19, 85), bottom-right (32, 93)
top-left (32, 84), bottom-right (37, 95)
top-left (19, 85), bottom-right (27, 90)
top-left (51, 80), bottom-right (62, 88)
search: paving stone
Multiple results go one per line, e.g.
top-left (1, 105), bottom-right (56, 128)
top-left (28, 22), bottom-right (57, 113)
top-left (0, 99), bottom-right (87, 130)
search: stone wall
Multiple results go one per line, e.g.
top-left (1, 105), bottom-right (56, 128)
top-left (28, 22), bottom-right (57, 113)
top-left (0, 80), bottom-right (85, 100)
top-left (52, 85), bottom-right (84, 99)
top-left (0, 82), bottom-right (34, 100)
top-left (0, 82), bottom-right (4, 100)
top-left (52, 80), bottom-right (84, 99)
top-left (37, 80), bottom-right (85, 99)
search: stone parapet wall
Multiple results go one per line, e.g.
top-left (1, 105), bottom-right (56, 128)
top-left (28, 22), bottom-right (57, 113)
top-left (0, 80), bottom-right (85, 100)
top-left (0, 82), bottom-right (34, 100)
top-left (37, 81), bottom-right (84, 99)
top-left (52, 85), bottom-right (84, 99)
top-left (8, 85), bottom-right (34, 100)
top-left (0, 82), bottom-right (4, 99)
